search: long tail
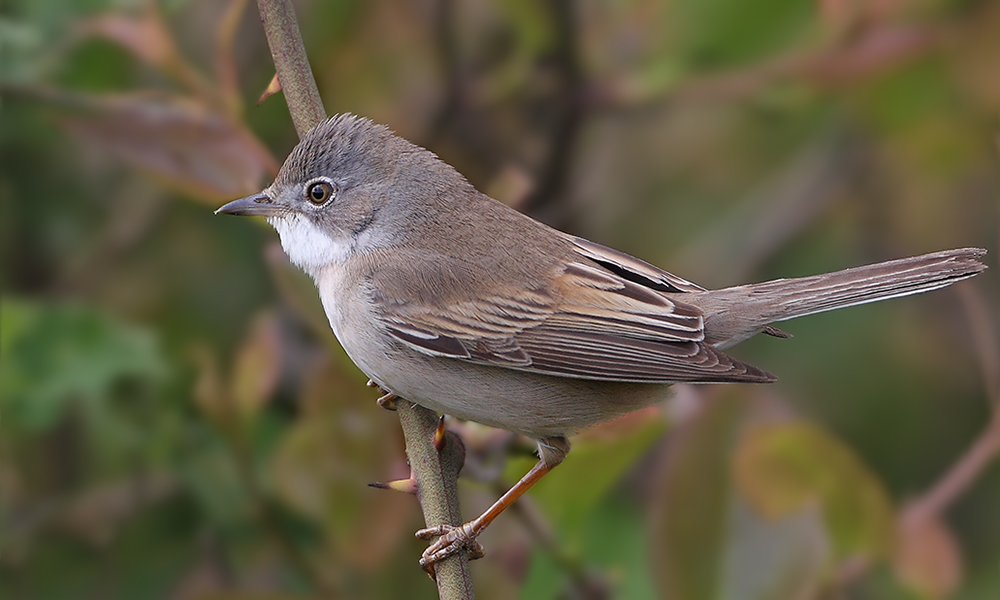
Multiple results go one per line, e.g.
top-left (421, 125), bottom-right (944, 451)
top-left (698, 248), bottom-right (987, 347)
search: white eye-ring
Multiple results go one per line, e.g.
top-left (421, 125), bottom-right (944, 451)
top-left (305, 178), bottom-right (336, 205)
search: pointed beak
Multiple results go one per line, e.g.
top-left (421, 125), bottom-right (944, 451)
top-left (215, 192), bottom-right (280, 217)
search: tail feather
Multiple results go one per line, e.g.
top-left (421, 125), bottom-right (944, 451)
top-left (698, 248), bottom-right (987, 347)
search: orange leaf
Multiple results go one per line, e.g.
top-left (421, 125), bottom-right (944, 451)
top-left (58, 93), bottom-right (277, 202)
top-left (76, 8), bottom-right (176, 69)
top-left (893, 506), bottom-right (964, 600)
top-left (230, 311), bottom-right (282, 419)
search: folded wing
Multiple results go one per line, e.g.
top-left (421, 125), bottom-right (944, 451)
top-left (376, 239), bottom-right (775, 384)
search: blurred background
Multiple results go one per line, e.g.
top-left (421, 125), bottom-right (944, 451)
top-left (2, 0), bottom-right (999, 598)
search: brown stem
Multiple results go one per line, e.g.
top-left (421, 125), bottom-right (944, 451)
top-left (254, 2), bottom-right (473, 596)
top-left (907, 393), bottom-right (1000, 521)
top-left (425, 0), bottom-right (460, 144)
top-left (906, 284), bottom-right (1000, 520)
top-left (834, 283), bottom-right (1000, 593)
top-left (521, 0), bottom-right (585, 219)
top-left (396, 401), bottom-right (476, 599)
top-left (256, 0), bottom-right (326, 136)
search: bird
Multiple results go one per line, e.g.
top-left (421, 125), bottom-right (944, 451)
top-left (216, 113), bottom-right (987, 570)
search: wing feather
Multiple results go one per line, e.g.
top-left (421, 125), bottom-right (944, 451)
top-left (376, 245), bottom-right (774, 384)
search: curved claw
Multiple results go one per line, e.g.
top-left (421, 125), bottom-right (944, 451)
top-left (416, 522), bottom-right (485, 571)
top-left (376, 391), bottom-right (398, 410)
top-left (366, 380), bottom-right (398, 410)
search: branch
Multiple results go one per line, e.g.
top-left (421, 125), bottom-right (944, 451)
top-left (256, 0), bottom-right (326, 136)
top-left (397, 401), bottom-right (476, 599)
top-left (907, 285), bottom-right (1000, 521)
top-left (521, 0), bottom-right (585, 220)
top-left (254, 2), bottom-right (475, 597)
top-left (908, 405), bottom-right (1000, 521)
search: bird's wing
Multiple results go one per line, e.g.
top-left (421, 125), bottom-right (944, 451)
top-left (373, 240), bottom-right (775, 384)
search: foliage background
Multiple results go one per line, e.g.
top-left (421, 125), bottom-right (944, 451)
top-left (2, 0), bottom-right (999, 598)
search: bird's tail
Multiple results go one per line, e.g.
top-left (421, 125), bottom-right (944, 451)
top-left (697, 248), bottom-right (987, 348)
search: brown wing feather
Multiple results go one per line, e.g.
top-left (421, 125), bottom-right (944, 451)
top-left (376, 249), bottom-right (775, 384)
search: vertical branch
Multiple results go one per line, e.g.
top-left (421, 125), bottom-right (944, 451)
top-left (522, 0), bottom-right (585, 216)
top-left (397, 401), bottom-right (476, 599)
top-left (254, 2), bottom-right (474, 596)
top-left (256, 0), bottom-right (326, 136)
top-left (426, 0), bottom-right (461, 143)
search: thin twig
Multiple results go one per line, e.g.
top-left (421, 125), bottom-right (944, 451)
top-left (521, 0), bottom-right (585, 219)
top-left (907, 404), bottom-right (1000, 521)
top-left (254, 1), bottom-right (474, 596)
top-left (425, 0), bottom-right (461, 144)
top-left (906, 284), bottom-right (1000, 521)
top-left (833, 282), bottom-right (1000, 592)
top-left (503, 488), bottom-right (610, 599)
top-left (256, 0), bottom-right (326, 136)
top-left (956, 285), bottom-right (1000, 403)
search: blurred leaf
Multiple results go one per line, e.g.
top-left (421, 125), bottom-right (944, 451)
top-left (268, 353), bottom-right (412, 570)
top-left (0, 297), bottom-right (168, 432)
top-left (214, 0), bottom-right (251, 116)
top-left (74, 4), bottom-right (214, 101)
top-left (719, 495), bottom-right (830, 600)
top-left (651, 393), bottom-right (836, 600)
top-left (191, 344), bottom-right (229, 425)
top-left (230, 311), bottom-right (281, 420)
top-left (808, 25), bottom-right (939, 86)
top-left (57, 92), bottom-right (277, 202)
top-left (733, 422), bottom-right (894, 561)
top-left (522, 491), bottom-right (659, 599)
top-left (673, 0), bottom-right (811, 67)
top-left (195, 595), bottom-right (318, 600)
top-left (179, 447), bottom-right (253, 530)
top-left (893, 506), bottom-right (964, 600)
top-left (650, 393), bottom-right (748, 600)
top-left (76, 8), bottom-right (177, 72)
top-left (57, 471), bottom-right (176, 546)
top-left (0, 18), bottom-right (47, 84)
top-left (508, 407), bottom-right (667, 535)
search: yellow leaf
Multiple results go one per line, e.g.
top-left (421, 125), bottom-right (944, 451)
top-left (734, 421), bottom-right (894, 560)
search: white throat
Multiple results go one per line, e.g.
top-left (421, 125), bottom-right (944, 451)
top-left (268, 214), bottom-right (351, 278)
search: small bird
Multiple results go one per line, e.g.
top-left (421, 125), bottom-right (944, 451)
top-left (217, 114), bottom-right (986, 570)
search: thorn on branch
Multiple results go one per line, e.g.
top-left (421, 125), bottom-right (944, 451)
top-left (369, 477), bottom-right (419, 495)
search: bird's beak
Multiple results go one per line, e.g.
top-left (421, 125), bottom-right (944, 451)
top-left (215, 191), bottom-right (280, 217)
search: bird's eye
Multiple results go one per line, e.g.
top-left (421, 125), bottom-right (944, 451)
top-left (306, 181), bottom-right (334, 205)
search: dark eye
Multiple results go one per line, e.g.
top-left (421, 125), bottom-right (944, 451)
top-left (306, 181), bottom-right (334, 205)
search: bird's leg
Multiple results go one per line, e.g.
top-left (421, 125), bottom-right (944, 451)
top-left (416, 436), bottom-right (569, 572)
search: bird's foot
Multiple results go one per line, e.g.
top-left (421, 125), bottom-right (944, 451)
top-left (415, 522), bottom-right (485, 572)
top-left (366, 379), bottom-right (398, 410)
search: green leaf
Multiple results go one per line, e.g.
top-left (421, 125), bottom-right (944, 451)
top-left (0, 297), bottom-right (168, 432)
top-left (508, 408), bottom-right (668, 535)
top-left (733, 421), bottom-right (894, 560)
top-left (521, 492), bottom-right (660, 600)
top-left (651, 394), bottom-right (836, 600)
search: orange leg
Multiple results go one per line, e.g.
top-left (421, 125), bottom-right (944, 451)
top-left (416, 436), bottom-right (569, 571)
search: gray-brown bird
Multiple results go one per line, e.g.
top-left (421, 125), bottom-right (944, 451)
top-left (217, 114), bottom-right (987, 569)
